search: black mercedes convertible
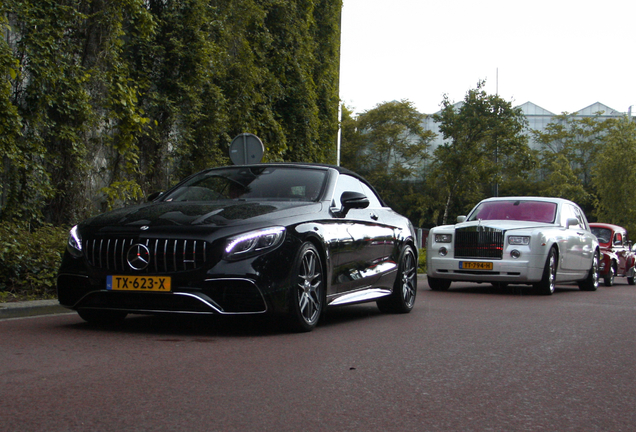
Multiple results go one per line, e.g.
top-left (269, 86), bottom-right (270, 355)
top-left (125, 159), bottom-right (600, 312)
top-left (57, 163), bottom-right (418, 332)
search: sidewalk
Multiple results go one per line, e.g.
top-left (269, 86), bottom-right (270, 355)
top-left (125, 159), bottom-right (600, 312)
top-left (0, 299), bottom-right (70, 320)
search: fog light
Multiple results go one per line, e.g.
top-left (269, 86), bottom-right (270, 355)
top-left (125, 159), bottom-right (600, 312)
top-left (510, 249), bottom-right (521, 259)
top-left (439, 247), bottom-right (448, 257)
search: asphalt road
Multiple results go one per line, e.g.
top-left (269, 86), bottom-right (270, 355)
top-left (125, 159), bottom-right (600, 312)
top-left (1, 276), bottom-right (635, 431)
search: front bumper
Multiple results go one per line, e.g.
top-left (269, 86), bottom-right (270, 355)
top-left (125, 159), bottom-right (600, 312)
top-left (427, 256), bottom-right (545, 284)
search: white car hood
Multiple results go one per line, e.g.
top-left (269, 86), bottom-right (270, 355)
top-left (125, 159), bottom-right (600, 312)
top-left (453, 220), bottom-right (558, 232)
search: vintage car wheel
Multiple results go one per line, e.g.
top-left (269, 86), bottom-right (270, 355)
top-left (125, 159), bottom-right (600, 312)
top-left (377, 245), bottom-right (417, 313)
top-left (535, 247), bottom-right (557, 295)
top-left (628, 275), bottom-right (636, 286)
top-left (77, 309), bottom-right (128, 325)
top-left (287, 242), bottom-right (324, 332)
top-left (428, 276), bottom-right (451, 291)
top-left (603, 264), bottom-right (615, 287)
top-left (578, 251), bottom-right (599, 291)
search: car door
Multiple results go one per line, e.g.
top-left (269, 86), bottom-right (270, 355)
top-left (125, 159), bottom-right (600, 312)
top-left (614, 230), bottom-right (628, 274)
top-left (571, 205), bottom-right (596, 272)
top-left (329, 174), bottom-right (394, 293)
top-left (558, 204), bottom-right (583, 272)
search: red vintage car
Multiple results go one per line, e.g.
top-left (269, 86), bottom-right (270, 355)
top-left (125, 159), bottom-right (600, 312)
top-left (589, 223), bottom-right (636, 286)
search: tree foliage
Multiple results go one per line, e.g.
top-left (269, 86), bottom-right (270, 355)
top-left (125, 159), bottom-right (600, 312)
top-left (0, 0), bottom-right (342, 226)
top-left (532, 111), bottom-right (612, 209)
top-left (340, 99), bottom-right (435, 221)
top-left (428, 81), bottom-right (533, 224)
top-left (592, 118), bottom-right (636, 234)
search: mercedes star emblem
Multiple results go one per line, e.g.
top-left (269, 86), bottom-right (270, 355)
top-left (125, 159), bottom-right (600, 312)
top-left (127, 244), bottom-right (151, 271)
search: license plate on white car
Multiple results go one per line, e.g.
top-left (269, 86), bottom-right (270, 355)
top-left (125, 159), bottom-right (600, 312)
top-left (459, 261), bottom-right (493, 270)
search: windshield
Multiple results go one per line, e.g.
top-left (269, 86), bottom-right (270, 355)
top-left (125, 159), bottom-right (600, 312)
top-left (468, 200), bottom-right (557, 223)
top-left (591, 227), bottom-right (612, 244)
top-left (161, 166), bottom-right (327, 202)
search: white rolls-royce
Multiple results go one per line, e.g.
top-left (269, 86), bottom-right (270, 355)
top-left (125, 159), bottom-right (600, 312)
top-left (427, 197), bottom-right (599, 295)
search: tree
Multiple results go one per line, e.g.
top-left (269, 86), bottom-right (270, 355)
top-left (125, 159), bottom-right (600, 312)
top-left (340, 100), bottom-right (434, 219)
top-left (592, 117), bottom-right (636, 234)
top-left (429, 81), bottom-right (532, 224)
top-left (532, 111), bottom-right (612, 204)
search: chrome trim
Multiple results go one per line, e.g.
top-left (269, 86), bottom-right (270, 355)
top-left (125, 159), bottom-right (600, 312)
top-left (70, 290), bottom-right (267, 316)
top-left (327, 288), bottom-right (392, 306)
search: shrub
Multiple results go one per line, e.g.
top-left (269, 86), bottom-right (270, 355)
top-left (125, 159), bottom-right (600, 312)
top-left (418, 248), bottom-right (427, 274)
top-left (0, 223), bottom-right (68, 302)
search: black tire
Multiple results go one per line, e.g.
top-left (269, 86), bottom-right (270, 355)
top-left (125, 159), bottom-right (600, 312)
top-left (286, 242), bottom-right (324, 332)
top-left (377, 245), bottom-right (417, 314)
top-left (77, 309), bottom-right (128, 325)
top-left (603, 263), bottom-right (615, 287)
top-left (628, 274), bottom-right (635, 286)
top-left (534, 247), bottom-right (558, 295)
top-left (428, 276), bottom-right (451, 291)
top-left (578, 251), bottom-right (599, 291)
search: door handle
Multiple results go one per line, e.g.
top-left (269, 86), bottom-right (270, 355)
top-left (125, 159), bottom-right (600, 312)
top-left (370, 212), bottom-right (379, 221)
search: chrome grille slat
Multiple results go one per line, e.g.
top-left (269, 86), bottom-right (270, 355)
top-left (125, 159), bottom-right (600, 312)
top-left (455, 227), bottom-right (504, 259)
top-left (85, 237), bottom-right (209, 273)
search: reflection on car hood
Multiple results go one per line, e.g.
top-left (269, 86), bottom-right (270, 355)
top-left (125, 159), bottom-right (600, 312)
top-left (456, 220), bottom-right (557, 231)
top-left (82, 201), bottom-right (321, 228)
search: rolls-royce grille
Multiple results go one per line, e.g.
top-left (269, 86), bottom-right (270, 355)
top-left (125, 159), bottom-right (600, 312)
top-left (455, 227), bottom-right (504, 259)
top-left (85, 237), bottom-right (208, 273)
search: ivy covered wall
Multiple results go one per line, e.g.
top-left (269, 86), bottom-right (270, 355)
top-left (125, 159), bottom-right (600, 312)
top-left (0, 0), bottom-right (342, 226)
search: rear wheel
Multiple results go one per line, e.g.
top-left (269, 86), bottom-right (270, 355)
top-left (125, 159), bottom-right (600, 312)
top-left (77, 309), bottom-right (127, 325)
top-left (578, 251), bottom-right (599, 291)
top-left (603, 263), bottom-right (615, 287)
top-left (428, 276), bottom-right (451, 291)
top-left (286, 242), bottom-right (324, 332)
top-left (377, 245), bottom-right (417, 313)
top-left (535, 247), bottom-right (557, 295)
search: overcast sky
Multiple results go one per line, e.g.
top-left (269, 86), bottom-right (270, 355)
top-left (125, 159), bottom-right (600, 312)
top-left (339, 0), bottom-right (636, 116)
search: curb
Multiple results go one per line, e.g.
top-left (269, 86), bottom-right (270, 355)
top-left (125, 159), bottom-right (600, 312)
top-left (0, 299), bottom-right (70, 320)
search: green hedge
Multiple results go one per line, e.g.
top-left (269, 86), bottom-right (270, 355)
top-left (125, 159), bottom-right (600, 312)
top-left (0, 223), bottom-right (67, 302)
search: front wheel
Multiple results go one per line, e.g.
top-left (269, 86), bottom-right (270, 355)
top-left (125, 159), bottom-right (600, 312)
top-left (578, 251), bottom-right (599, 291)
top-left (286, 242), bottom-right (324, 332)
top-left (603, 263), bottom-right (615, 287)
top-left (428, 276), bottom-right (451, 291)
top-left (534, 247), bottom-right (557, 295)
top-left (377, 245), bottom-right (417, 313)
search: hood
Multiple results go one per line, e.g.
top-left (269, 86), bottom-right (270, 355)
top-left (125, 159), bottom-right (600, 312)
top-left (454, 219), bottom-right (557, 231)
top-left (81, 200), bottom-right (321, 229)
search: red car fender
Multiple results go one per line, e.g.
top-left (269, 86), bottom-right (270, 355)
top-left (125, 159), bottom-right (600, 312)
top-left (599, 250), bottom-right (619, 275)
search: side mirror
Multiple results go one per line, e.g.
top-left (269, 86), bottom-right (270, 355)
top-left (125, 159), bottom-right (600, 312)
top-left (565, 218), bottom-right (579, 229)
top-left (147, 191), bottom-right (164, 201)
top-left (340, 191), bottom-right (369, 216)
top-left (457, 216), bottom-right (466, 223)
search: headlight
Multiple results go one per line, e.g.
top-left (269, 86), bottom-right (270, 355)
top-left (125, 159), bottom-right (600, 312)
top-left (224, 227), bottom-right (286, 260)
top-left (67, 225), bottom-right (83, 258)
top-left (508, 236), bottom-right (530, 245)
top-left (435, 234), bottom-right (452, 243)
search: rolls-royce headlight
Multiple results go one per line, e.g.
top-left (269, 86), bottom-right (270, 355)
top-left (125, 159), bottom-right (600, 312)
top-left (435, 234), bottom-right (452, 243)
top-left (224, 227), bottom-right (286, 260)
top-left (67, 225), bottom-right (83, 258)
top-left (508, 236), bottom-right (530, 246)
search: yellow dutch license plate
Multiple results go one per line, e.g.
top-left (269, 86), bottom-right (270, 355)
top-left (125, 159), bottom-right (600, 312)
top-left (459, 261), bottom-right (493, 270)
top-left (107, 275), bottom-right (171, 292)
